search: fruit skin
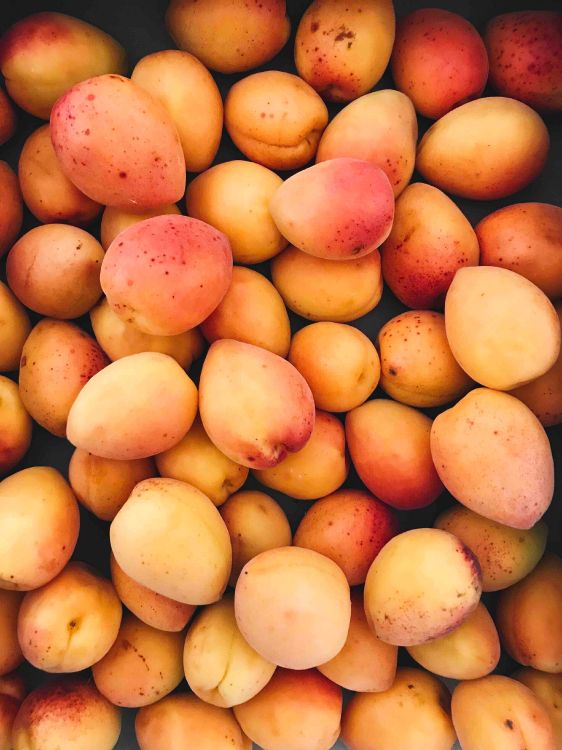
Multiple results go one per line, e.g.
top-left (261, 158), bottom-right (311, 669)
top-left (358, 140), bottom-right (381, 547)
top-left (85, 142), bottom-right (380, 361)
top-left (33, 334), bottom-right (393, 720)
top-left (295, 0), bottom-right (395, 103)
top-left (234, 546), bottom-right (351, 670)
top-left (451, 675), bottom-right (556, 750)
top-left (0, 590), bottom-right (23, 676)
top-left (364, 528), bottom-right (482, 647)
top-left (50, 74), bottom-right (185, 210)
top-left (0, 691), bottom-right (21, 750)
top-left (445, 266), bottom-right (560, 391)
top-left (342, 667), bottom-right (456, 750)
top-left (270, 158), bottom-right (394, 261)
top-left (0, 12), bottom-right (127, 119)
top-left (199, 340), bottom-right (315, 470)
top-left (431, 388), bottom-right (554, 530)
top-left (346, 399), bottom-right (443, 511)
top-left (234, 668), bottom-right (342, 750)
top-left (485, 11), bottom-right (562, 112)
top-left (100, 204), bottom-right (180, 251)
top-left (496, 554), bottom-right (562, 674)
top-left (435, 505), bottom-right (548, 592)
top-left (392, 8), bottom-right (489, 119)
top-left (110, 477), bottom-right (232, 606)
top-left (380, 182), bottom-right (480, 310)
top-left (0, 467), bottom-right (79, 592)
top-left (0, 88), bottom-right (15, 146)
top-left (224, 71), bottom-right (328, 171)
top-left (0, 283), bottom-right (30, 374)
top-left (514, 669), bottom-right (562, 750)
top-left (416, 97), bottom-right (550, 200)
top-left (66, 352), bottom-right (198, 460)
top-left (0, 376), bottom-right (32, 477)
top-left (0, 162), bottom-right (23, 259)
top-left (166, 0), bottom-right (290, 74)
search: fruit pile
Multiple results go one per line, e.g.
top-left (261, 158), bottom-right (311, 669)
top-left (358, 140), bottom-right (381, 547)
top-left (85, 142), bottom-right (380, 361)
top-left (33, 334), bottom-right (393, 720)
top-left (0, 1), bottom-right (561, 749)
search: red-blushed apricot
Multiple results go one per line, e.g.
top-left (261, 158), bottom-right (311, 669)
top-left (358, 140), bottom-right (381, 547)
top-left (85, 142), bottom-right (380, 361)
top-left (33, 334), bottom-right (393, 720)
top-left (380, 182), bottom-right (480, 309)
top-left (19, 320), bottom-right (108, 437)
top-left (156, 417), bottom-right (248, 508)
top-left (477, 203), bottom-right (562, 299)
top-left (199, 340), bottom-right (315, 470)
top-left (50, 74), bottom-right (185, 210)
top-left (452, 675), bottom-right (556, 750)
top-left (435, 505), bottom-right (548, 592)
top-left (0, 692), bottom-right (20, 750)
top-left (225, 71), bottom-right (328, 170)
top-left (0, 162), bottom-right (22, 258)
top-left (186, 161), bottom-right (287, 265)
top-left (254, 410), bottom-right (348, 501)
top-left (17, 562), bottom-right (122, 673)
top-left (132, 50), bottom-right (222, 172)
top-left (295, 0), bottom-right (395, 103)
top-left (66, 353), bottom-right (197, 460)
top-left (0, 376), bottom-right (31, 477)
top-left (18, 124), bottom-right (101, 225)
top-left (0, 88), bottom-right (15, 145)
top-left (0, 283), bottom-right (30, 374)
top-left (166, 0), bottom-right (290, 74)
top-left (0, 467), bottom-right (79, 592)
top-left (235, 546), bottom-right (350, 669)
top-left (110, 478), bottom-right (232, 605)
top-left (485, 11), bottom-right (562, 112)
top-left (101, 215), bottom-right (232, 336)
top-left (392, 8), bottom-right (488, 119)
top-left (7, 224), bottom-right (103, 319)
top-left (272, 245), bottom-right (383, 322)
top-left (416, 97), bottom-right (549, 200)
top-left (346, 399), bottom-right (443, 511)
top-left (219, 490), bottom-right (292, 586)
top-left (0, 590), bottom-right (23, 676)
top-left (364, 528), bottom-right (482, 646)
top-left (270, 158), bottom-right (394, 260)
top-left (234, 668), bottom-right (342, 750)
top-left (92, 614), bottom-right (184, 708)
top-left (100, 204), bottom-right (180, 250)
top-left (288, 322), bottom-right (380, 412)
top-left (294, 489), bottom-right (399, 586)
top-left (200, 266), bottom-right (291, 357)
top-left (69, 449), bottom-right (156, 522)
top-left (342, 668), bottom-right (456, 750)
top-left (318, 588), bottom-right (397, 691)
top-left (110, 554), bottom-right (195, 633)
top-left (431, 389), bottom-right (554, 530)
top-left (514, 669), bottom-right (562, 749)
top-left (377, 311), bottom-right (473, 407)
top-left (136, 694), bottom-right (249, 750)
top-left (11, 678), bottom-right (121, 750)
top-left (316, 90), bottom-right (417, 197)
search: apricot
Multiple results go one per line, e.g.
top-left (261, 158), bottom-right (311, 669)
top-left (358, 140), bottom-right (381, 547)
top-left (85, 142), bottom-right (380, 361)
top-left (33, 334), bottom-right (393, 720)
top-left (392, 8), bottom-right (488, 119)
top-left (0, 376), bottom-right (31, 476)
top-left (0, 467), bottom-right (79, 591)
top-left (294, 489), bottom-right (398, 586)
top-left (0, 673), bottom-right (26, 702)
top-left (101, 215), bottom-right (232, 336)
top-left (270, 158), bottom-right (394, 260)
top-left (0, 590), bottom-right (23, 676)
top-left (346, 399), bottom-right (443, 510)
top-left (0, 692), bottom-right (20, 750)
top-left (295, 0), bottom-right (395, 103)
top-left (416, 97), bottom-right (549, 199)
top-left (435, 504), bottom-right (547, 592)
top-left (316, 89), bottom-right (417, 196)
top-left (364, 528), bottom-right (482, 646)
top-left (187, 161), bottom-right (287, 264)
top-left (0, 283), bottom-right (30, 373)
top-left (132, 50), bottom-right (222, 172)
top-left (233, 668), bottom-right (342, 750)
top-left (0, 88), bottom-right (15, 145)
top-left (254, 410), bottom-right (348, 501)
top-left (224, 71), bottom-right (328, 170)
top-left (200, 266), bottom-right (291, 357)
top-left (7, 224), bottom-right (104, 319)
top-left (234, 546), bottom-right (350, 669)
top-left (100, 204), bottom-right (180, 250)
top-left (380, 182), bottom-right (480, 309)
top-left (18, 124), bottom-right (101, 225)
top-left (50, 74), bottom-right (185, 210)
top-left (156, 416), bottom-right (248, 507)
top-left (318, 588), bottom-right (397, 692)
top-left (199, 340), bottom-right (315, 469)
top-left (110, 477), bottom-right (232, 605)
top-left (0, 162), bottom-right (23, 259)
top-left (514, 669), bottom-right (562, 750)
top-left (271, 245), bottom-right (383, 322)
top-left (431, 389), bottom-right (554, 529)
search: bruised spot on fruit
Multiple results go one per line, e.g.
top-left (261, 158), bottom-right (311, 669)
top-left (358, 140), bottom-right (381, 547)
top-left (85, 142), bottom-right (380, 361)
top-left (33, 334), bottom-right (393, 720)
top-left (505, 719), bottom-right (514, 730)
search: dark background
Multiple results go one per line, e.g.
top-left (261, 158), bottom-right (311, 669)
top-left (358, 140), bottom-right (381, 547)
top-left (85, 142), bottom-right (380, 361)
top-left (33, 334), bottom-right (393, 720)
top-left (0, 0), bottom-right (561, 748)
